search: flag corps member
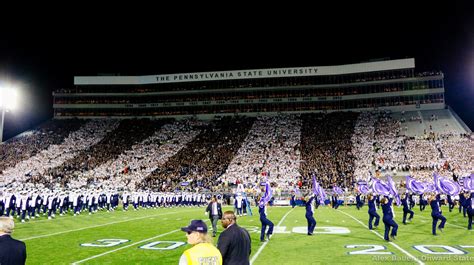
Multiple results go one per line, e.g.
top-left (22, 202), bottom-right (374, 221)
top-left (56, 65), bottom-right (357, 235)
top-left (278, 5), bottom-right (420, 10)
top-left (381, 196), bottom-right (398, 241)
top-left (429, 193), bottom-right (446, 236)
top-left (367, 194), bottom-right (380, 230)
top-left (303, 193), bottom-right (317, 235)
top-left (372, 177), bottom-right (398, 241)
top-left (258, 181), bottom-right (274, 242)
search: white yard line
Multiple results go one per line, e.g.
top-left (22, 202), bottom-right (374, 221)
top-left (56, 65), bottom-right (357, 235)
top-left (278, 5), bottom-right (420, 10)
top-left (71, 229), bottom-right (180, 264)
top-left (71, 219), bottom-right (211, 264)
top-left (414, 213), bottom-right (471, 230)
top-left (250, 207), bottom-right (295, 265)
top-left (20, 209), bottom-right (201, 241)
top-left (337, 209), bottom-right (424, 265)
top-left (17, 209), bottom-right (154, 225)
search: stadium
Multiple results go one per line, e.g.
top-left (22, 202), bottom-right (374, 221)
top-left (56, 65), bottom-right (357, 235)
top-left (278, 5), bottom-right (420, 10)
top-left (0, 56), bottom-right (473, 265)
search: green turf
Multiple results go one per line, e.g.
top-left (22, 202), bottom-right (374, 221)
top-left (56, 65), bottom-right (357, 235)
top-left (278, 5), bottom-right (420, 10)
top-left (11, 205), bottom-right (474, 264)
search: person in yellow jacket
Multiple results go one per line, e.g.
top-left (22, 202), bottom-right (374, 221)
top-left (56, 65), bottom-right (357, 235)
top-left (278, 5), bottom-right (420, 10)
top-left (179, 219), bottom-right (222, 265)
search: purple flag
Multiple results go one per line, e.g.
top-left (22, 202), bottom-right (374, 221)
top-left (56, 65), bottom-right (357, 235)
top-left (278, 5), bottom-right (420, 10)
top-left (294, 187), bottom-right (302, 197)
top-left (358, 184), bottom-right (370, 195)
top-left (424, 182), bottom-right (437, 193)
top-left (463, 174), bottom-right (474, 192)
top-left (312, 175), bottom-right (326, 204)
top-left (318, 185), bottom-right (327, 204)
top-left (434, 173), bottom-right (461, 196)
top-left (386, 176), bottom-right (401, 205)
top-left (312, 175), bottom-right (318, 195)
top-left (405, 176), bottom-right (426, 195)
top-left (259, 182), bottom-right (272, 206)
top-left (371, 178), bottom-right (391, 196)
top-left (333, 186), bottom-right (343, 195)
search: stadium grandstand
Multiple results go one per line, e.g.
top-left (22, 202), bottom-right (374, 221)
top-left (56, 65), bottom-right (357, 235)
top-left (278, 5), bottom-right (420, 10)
top-left (0, 58), bottom-right (472, 193)
top-left (1, 58), bottom-right (473, 264)
top-left (53, 58), bottom-right (447, 118)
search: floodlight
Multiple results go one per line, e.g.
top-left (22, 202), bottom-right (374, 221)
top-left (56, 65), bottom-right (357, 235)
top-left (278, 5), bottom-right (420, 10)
top-left (1, 85), bottom-right (19, 142)
top-left (0, 86), bottom-right (18, 110)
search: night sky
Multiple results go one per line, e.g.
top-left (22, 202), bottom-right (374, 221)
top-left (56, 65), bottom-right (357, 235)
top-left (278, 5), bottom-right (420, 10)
top-left (0, 4), bottom-right (472, 141)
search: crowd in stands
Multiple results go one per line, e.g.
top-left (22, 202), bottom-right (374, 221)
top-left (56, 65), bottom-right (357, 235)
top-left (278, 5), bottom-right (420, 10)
top-left (437, 137), bottom-right (474, 178)
top-left (72, 119), bottom-right (202, 191)
top-left (373, 112), bottom-right (407, 171)
top-left (1, 120), bottom-right (120, 187)
top-left (417, 71), bottom-right (443, 77)
top-left (351, 112), bottom-right (376, 182)
top-left (143, 117), bottom-right (255, 192)
top-left (405, 139), bottom-right (441, 170)
top-left (45, 119), bottom-right (170, 188)
top-left (300, 112), bottom-right (358, 189)
top-left (219, 115), bottom-right (302, 190)
top-left (0, 110), bottom-right (472, 194)
top-left (0, 119), bottom-right (85, 172)
top-left (53, 82), bottom-right (440, 105)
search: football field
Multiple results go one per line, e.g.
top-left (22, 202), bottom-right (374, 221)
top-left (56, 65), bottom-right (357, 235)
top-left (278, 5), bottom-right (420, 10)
top-left (14, 205), bottom-right (474, 264)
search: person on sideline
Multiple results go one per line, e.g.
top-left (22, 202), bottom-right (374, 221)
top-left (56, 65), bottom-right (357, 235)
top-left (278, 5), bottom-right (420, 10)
top-left (0, 216), bottom-right (27, 265)
top-left (217, 211), bottom-right (251, 265)
top-left (206, 196), bottom-right (223, 237)
top-left (179, 220), bottom-right (222, 265)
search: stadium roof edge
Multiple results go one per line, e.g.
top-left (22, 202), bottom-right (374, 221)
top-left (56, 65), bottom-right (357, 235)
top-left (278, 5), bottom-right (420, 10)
top-left (74, 58), bottom-right (415, 86)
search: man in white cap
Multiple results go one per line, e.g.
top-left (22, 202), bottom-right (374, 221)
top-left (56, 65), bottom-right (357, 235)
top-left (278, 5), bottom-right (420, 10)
top-left (0, 216), bottom-right (27, 264)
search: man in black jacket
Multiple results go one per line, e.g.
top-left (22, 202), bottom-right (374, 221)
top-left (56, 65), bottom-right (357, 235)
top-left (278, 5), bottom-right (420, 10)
top-left (217, 211), bottom-right (251, 265)
top-left (205, 196), bottom-right (223, 237)
top-left (0, 217), bottom-right (27, 265)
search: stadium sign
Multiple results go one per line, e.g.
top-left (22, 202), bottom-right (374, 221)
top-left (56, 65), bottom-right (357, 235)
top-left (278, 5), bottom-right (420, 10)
top-left (155, 68), bottom-right (318, 82)
top-left (74, 58), bottom-right (415, 85)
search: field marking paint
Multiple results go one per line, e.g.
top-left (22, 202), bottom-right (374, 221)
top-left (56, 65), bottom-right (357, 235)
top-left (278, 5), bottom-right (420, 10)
top-left (17, 209), bottom-right (132, 226)
top-left (337, 210), bottom-right (425, 265)
top-left (20, 209), bottom-right (201, 241)
top-left (250, 207), bottom-right (295, 265)
top-left (415, 214), bottom-right (470, 230)
top-left (71, 229), bottom-right (180, 264)
top-left (392, 208), bottom-right (470, 231)
top-left (71, 219), bottom-right (211, 264)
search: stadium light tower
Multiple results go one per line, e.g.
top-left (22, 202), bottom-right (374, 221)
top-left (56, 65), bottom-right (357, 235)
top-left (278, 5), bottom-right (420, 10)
top-left (0, 85), bottom-right (18, 143)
